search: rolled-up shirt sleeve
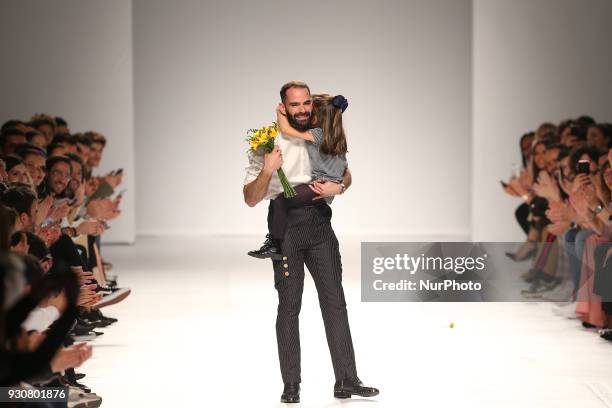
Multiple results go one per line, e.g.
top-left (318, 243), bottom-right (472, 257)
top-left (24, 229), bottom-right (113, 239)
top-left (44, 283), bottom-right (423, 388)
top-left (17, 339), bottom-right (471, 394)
top-left (244, 150), bottom-right (264, 186)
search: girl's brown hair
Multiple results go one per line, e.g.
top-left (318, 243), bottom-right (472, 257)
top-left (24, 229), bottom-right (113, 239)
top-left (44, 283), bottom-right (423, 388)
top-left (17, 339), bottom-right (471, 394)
top-left (312, 94), bottom-right (347, 156)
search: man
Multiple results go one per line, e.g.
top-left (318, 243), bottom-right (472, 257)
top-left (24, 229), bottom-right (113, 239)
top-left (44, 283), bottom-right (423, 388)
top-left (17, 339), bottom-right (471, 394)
top-left (16, 143), bottom-right (47, 187)
top-left (0, 127), bottom-right (27, 155)
top-left (0, 185), bottom-right (37, 232)
top-left (243, 81), bottom-right (378, 403)
top-left (43, 156), bottom-right (72, 198)
top-left (30, 115), bottom-right (56, 145)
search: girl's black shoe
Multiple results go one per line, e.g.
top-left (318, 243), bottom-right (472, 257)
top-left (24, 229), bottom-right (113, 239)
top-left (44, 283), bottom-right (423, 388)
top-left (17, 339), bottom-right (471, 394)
top-left (248, 234), bottom-right (284, 260)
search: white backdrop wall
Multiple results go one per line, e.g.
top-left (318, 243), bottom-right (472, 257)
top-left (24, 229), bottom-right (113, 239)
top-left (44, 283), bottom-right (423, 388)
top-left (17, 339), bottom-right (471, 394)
top-left (133, 0), bottom-right (472, 237)
top-left (0, 0), bottom-right (136, 243)
top-left (6, 1), bottom-right (607, 241)
top-left (472, 0), bottom-right (612, 241)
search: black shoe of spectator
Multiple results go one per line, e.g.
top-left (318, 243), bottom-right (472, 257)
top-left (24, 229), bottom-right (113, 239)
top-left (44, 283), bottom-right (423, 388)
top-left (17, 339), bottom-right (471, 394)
top-left (82, 309), bottom-right (116, 326)
top-left (248, 234), bottom-right (283, 260)
top-left (65, 378), bottom-right (91, 394)
top-left (75, 318), bottom-right (96, 332)
top-left (52, 376), bottom-right (92, 394)
top-left (88, 318), bottom-right (112, 329)
top-left (598, 328), bottom-right (612, 340)
top-left (72, 320), bottom-right (97, 335)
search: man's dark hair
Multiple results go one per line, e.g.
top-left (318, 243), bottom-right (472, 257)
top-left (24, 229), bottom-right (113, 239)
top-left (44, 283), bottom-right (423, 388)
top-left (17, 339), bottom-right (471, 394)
top-left (0, 127), bottom-right (26, 148)
top-left (2, 154), bottom-right (25, 172)
top-left (83, 131), bottom-right (106, 147)
top-left (592, 123), bottom-right (612, 149)
top-left (25, 130), bottom-right (44, 143)
top-left (14, 252), bottom-right (45, 285)
top-left (23, 231), bottom-right (50, 261)
top-left (540, 131), bottom-right (558, 143)
top-left (0, 185), bottom-right (36, 217)
top-left (52, 133), bottom-right (76, 146)
top-left (569, 123), bottom-right (588, 141)
top-left (1, 120), bottom-right (24, 133)
top-left (569, 144), bottom-right (600, 172)
top-left (55, 117), bottom-right (68, 127)
top-left (552, 144), bottom-right (571, 162)
top-left (0, 204), bottom-right (17, 249)
top-left (30, 117), bottom-right (55, 129)
top-left (73, 132), bottom-right (91, 146)
top-left (46, 155), bottom-right (71, 172)
top-left (46, 142), bottom-right (64, 156)
top-left (576, 115), bottom-right (596, 127)
top-left (65, 152), bottom-right (84, 167)
top-left (280, 81), bottom-right (310, 103)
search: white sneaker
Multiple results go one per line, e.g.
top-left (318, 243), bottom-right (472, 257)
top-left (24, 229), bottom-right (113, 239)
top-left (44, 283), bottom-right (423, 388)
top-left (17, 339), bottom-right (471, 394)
top-left (68, 386), bottom-right (102, 408)
top-left (92, 287), bottom-right (131, 309)
top-left (553, 301), bottom-right (577, 319)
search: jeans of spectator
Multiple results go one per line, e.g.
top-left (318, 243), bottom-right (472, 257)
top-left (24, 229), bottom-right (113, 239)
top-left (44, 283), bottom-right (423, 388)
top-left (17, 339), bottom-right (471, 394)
top-left (564, 228), bottom-right (595, 292)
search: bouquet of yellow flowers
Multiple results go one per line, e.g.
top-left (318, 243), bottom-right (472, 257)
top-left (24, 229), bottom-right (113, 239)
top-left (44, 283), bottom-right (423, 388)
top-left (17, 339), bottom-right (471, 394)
top-left (246, 122), bottom-right (297, 198)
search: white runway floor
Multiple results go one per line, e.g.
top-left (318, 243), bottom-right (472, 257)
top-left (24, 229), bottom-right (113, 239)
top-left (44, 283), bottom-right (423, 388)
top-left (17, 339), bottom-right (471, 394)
top-left (81, 236), bottom-right (612, 407)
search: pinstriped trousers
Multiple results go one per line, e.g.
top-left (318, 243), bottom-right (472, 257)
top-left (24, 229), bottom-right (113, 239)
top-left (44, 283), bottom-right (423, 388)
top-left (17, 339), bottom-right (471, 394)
top-left (270, 201), bottom-right (358, 384)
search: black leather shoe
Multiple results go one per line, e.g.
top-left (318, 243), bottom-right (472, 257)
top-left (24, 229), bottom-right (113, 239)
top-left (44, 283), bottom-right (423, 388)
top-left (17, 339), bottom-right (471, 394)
top-left (334, 377), bottom-right (379, 399)
top-left (248, 234), bottom-right (283, 260)
top-left (280, 383), bottom-right (300, 403)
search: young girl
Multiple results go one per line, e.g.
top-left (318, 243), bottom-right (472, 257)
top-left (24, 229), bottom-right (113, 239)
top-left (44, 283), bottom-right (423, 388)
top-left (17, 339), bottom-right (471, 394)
top-left (248, 94), bottom-right (349, 259)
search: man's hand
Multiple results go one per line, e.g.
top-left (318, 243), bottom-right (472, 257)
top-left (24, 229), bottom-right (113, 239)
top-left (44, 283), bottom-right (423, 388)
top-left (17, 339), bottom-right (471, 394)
top-left (33, 196), bottom-right (53, 226)
top-left (87, 198), bottom-right (120, 220)
top-left (50, 343), bottom-right (93, 372)
top-left (545, 201), bottom-right (575, 223)
top-left (243, 147), bottom-right (282, 207)
top-left (84, 178), bottom-right (100, 197)
top-left (76, 220), bottom-right (106, 236)
top-left (533, 171), bottom-right (561, 202)
top-left (264, 146), bottom-right (283, 174)
top-left (105, 172), bottom-right (123, 188)
top-left (548, 221), bottom-right (572, 236)
top-left (309, 180), bottom-right (342, 200)
top-left (49, 200), bottom-right (71, 222)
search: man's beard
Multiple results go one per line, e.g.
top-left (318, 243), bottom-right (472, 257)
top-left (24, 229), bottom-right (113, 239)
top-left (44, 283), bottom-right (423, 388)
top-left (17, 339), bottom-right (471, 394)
top-left (287, 111), bottom-right (312, 131)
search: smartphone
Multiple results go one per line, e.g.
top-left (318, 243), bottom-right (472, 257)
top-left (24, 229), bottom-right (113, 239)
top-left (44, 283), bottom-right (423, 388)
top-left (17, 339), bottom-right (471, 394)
top-left (114, 168), bottom-right (124, 175)
top-left (576, 160), bottom-right (590, 175)
top-left (500, 180), bottom-right (508, 188)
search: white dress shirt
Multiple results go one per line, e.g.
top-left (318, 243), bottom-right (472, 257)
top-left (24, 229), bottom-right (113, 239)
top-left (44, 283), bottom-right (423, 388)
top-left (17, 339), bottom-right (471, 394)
top-left (243, 132), bottom-right (312, 200)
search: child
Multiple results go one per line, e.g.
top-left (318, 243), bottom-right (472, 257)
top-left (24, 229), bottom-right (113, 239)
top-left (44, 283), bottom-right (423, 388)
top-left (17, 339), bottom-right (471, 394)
top-left (248, 94), bottom-right (349, 260)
